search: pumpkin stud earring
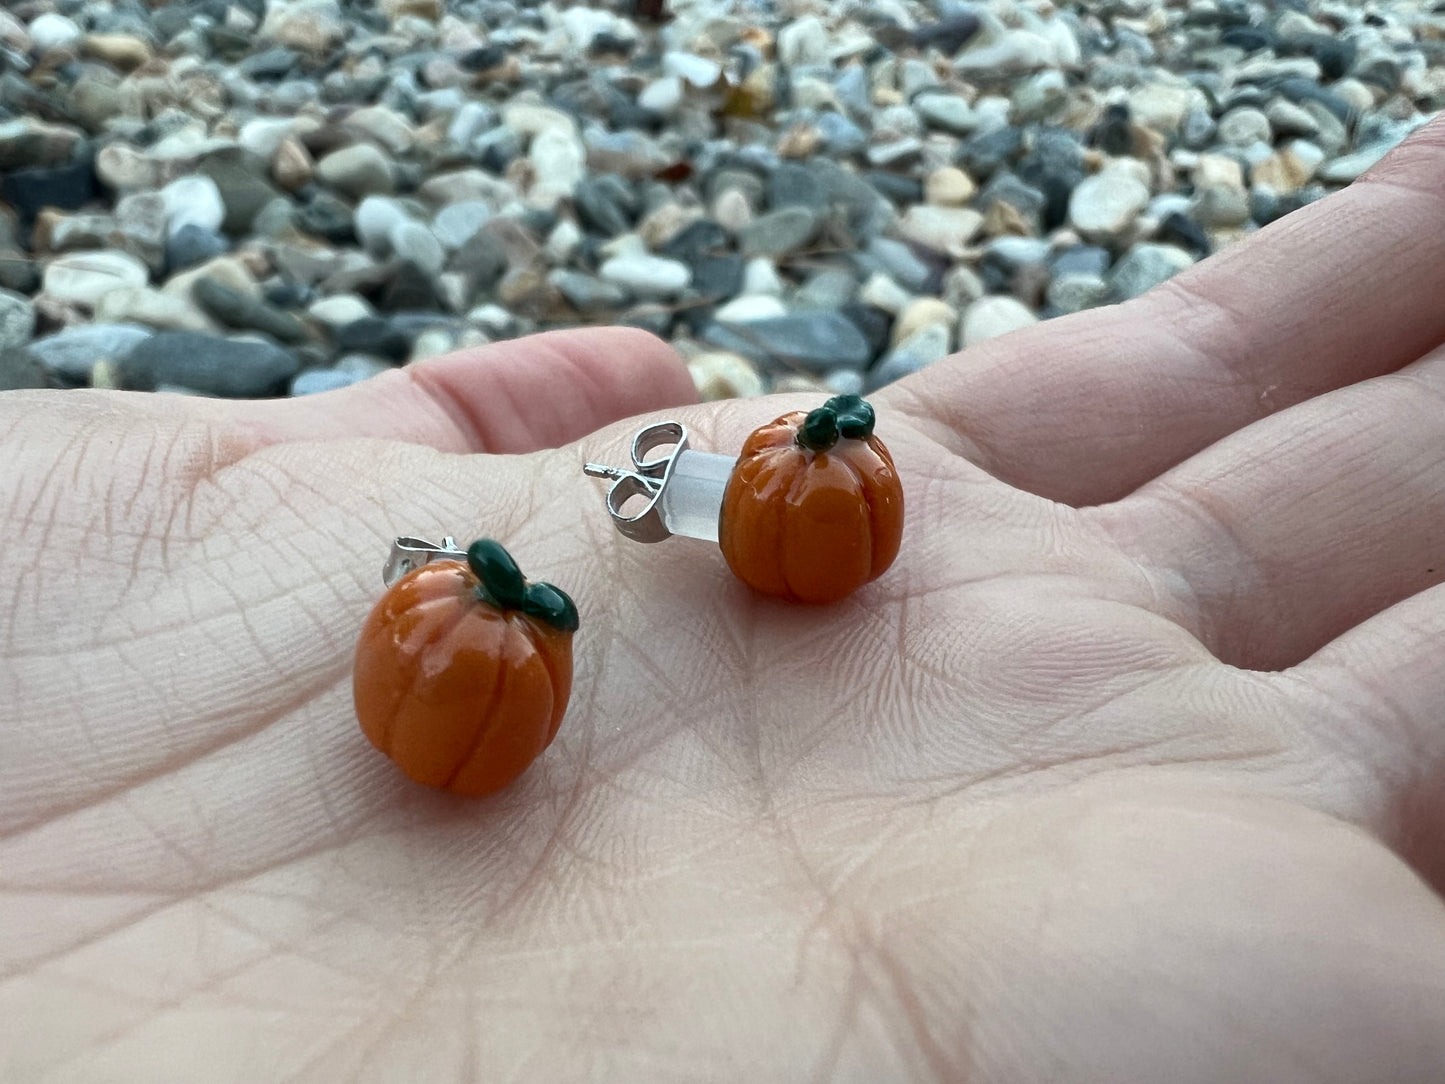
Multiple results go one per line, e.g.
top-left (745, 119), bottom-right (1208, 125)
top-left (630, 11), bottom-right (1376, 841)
top-left (353, 536), bottom-right (577, 796)
top-left (584, 394), bottom-right (904, 604)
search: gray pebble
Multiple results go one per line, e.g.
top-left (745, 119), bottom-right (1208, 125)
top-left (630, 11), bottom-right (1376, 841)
top-left (702, 311), bottom-right (873, 373)
top-left (121, 331), bottom-right (301, 397)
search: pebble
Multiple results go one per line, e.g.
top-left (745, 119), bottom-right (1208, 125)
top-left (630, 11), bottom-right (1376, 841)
top-left (316, 144), bottom-right (396, 199)
top-left (924, 167), bottom-right (977, 208)
top-left (896, 206), bottom-right (984, 257)
top-left (121, 331), bottom-right (301, 397)
top-left (0, 289), bottom-right (35, 351)
top-left (28, 13), bottom-right (82, 53)
top-left (598, 253), bottom-right (691, 299)
top-left (27, 324), bottom-right (154, 382)
top-left (43, 251), bottom-right (150, 308)
top-left (871, 322), bottom-right (952, 387)
top-left (161, 177), bottom-right (227, 236)
top-left (960, 296), bottom-right (1039, 346)
top-left (308, 294), bottom-right (374, 330)
top-left (1068, 169), bottom-right (1151, 244)
top-left (689, 352), bottom-right (765, 400)
top-left (291, 368), bottom-right (364, 395)
top-left (893, 298), bottom-right (958, 347)
top-left (94, 287), bottom-right (214, 332)
top-left (192, 278), bottom-right (308, 342)
top-left (1217, 107), bottom-right (1273, 147)
top-left (703, 311), bottom-right (872, 373)
top-left (389, 221), bottom-right (446, 276)
top-left (740, 207), bottom-right (820, 257)
top-left (1109, 243), bottom-right (1195, 300)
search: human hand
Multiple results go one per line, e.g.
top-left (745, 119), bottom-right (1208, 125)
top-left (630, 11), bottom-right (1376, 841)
top-left (5, 122), bottom-right (1445, 1080)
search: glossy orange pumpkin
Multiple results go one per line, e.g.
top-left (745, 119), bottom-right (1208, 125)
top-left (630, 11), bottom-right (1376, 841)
top-left (353, 539), bottom-right (577, 796)
top-left (719, 394), bottom-right (903, 604)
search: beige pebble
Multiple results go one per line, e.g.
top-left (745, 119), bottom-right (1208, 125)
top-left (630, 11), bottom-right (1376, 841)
top-left (923, 166), bottom-right (976, 207)
top-left (271, 137), bottom-right (314, 192)
top-left (689, 352), bottom-right (765, 400)
top-left (892, 298), bottom-right (957, 347)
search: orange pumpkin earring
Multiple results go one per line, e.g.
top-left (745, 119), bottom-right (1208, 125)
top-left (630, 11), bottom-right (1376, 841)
top-left (353, 537), bottom-right (577, 796)
top-left (584, 394), bottom-right (904, 604)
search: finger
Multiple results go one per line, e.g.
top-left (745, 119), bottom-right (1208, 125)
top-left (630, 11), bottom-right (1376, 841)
top-left (1284, 584), bottom-right (1445, 894)
top-left (200, 327), bottom-right (696, 454)
top-left (1088, 344), bottom-right (1445, 672)
top-left (887, 116), bottom-right (1445, 506)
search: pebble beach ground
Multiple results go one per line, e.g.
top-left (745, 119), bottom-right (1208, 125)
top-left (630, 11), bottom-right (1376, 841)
top-left (0, 0), bottom-right (1439, 401)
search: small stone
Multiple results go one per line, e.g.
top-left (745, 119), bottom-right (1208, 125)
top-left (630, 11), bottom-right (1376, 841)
top-left (316, 144), bottom-right (397, 199)
top-left (336, 317), bottom-right (410, 360)
top-left (82, 33), bottom-right (152, 71)
top-left (529, 127), bottom-right (588, 199)
top-left (871, 322), bottom-right (951, 387)
top-left (713, 189), bottom-right (754, 234)
top-left (291, 368), bottom-right (362, 395)
top-left (893, 298), bottom-right (957, 346)
top-left (795, 269), bottom-right (858, 311)
top-left (161, 176), bottom-right (227, 236)
top-left (778, 15), bottom-right (829, 67)
top-left (1046, 273), bottom-right (1111, 314)
top-left (662, 51), bottom-right (723, 88)
top-left (121, 330), bottom-right (301, 397)
top-left (740, 207), bottom-right (821, 258)
top-left (599, 253), bottom-right (691, 299)
top-left (1318, 144), bottom-right (1394, 185)
top-left (896, 206), bottom-right (984, 257)
top-left (0, 289), bottom-right (35, 351)
top-left (0, 119), bottom-right (83, 172)
top-left (501, 101), bottom-right (577, 141)
top-left (551, 269), bottom-right (629, 313)
top-left (308, 294), bottom-right (374, 330)
top-left (389, 221), bottom-right (445, 276)
top-left (1217, 107), bottom-right (1272, 148)
top-left (335, 353), bottom-right (392, 378)
top-left (94, 287), bottom-right (215, 332)
top-left (192, 278), bottom-right (308, 343)
top-left (924, 167), bottom-right (977, 207)
top-left (27, 324), bottom-right (153, 381)
top-left (689, 352), bottom-right (765, 400)
top-left (354, 196), bottom-right (411, 257)
top-left (1068, 168), bottom-right (1150, 244)
top-left (1250, 143), bottom-right (1322, 194)
top-left (1127, 84), bottom-right (1196, 136)
top-left (1109, 243), bottom-right (1194, 300)
top-left (163, 255), bottom-right (261, 306)
top-left (434, 201), bottom-right (493, 250)
top-left (96, 145), bottom-right (166, 193)
top-left (1192, 183), bottom-right (1251, 228)
top-left (43, 251), bottom-right (149, 308)
top-left (960, 296), bottom-right (1038, 346)
top-left (639, 77), bottom-right (684, 116)
top-left (867, 237), bottom-right (935, 293)
top-left (198, 152), bottom-right (284, 235)
top-left (859, 272), bottom-right (913, 315)
top-left (715, 295), bottom-right (790, 323)
top-left (342, 106), bottom-right (415, 156)
top-left (0, 349), bottom-right (46, 391)
top-left (740, 258), bottom-right (786, 299)
top-left (272, 138), bottom-right (314, 192)
top-left (703, 311), bottom-right (872, 373)
top-left (27, 13), bottom-right (82, 52)
top-left (260, 0), bottom-right (346, 53)
top-left (914, 94), bottom-right (978, 136)
top-left (1264, 99), bottom-right (1320, 140)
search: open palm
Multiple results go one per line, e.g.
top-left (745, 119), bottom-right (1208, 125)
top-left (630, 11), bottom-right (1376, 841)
top-left (6, 125), bottom-right (1445, 1082)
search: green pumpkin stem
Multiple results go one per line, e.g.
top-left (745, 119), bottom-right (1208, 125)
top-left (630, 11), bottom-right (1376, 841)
top-left (796, 394), bottom-right (876, 452)
top-left (466, 539), bottom-right (578, 632)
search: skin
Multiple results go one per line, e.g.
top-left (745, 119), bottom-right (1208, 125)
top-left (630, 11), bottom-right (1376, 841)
top-left (5, 121), bottom-right (1445, 1081)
